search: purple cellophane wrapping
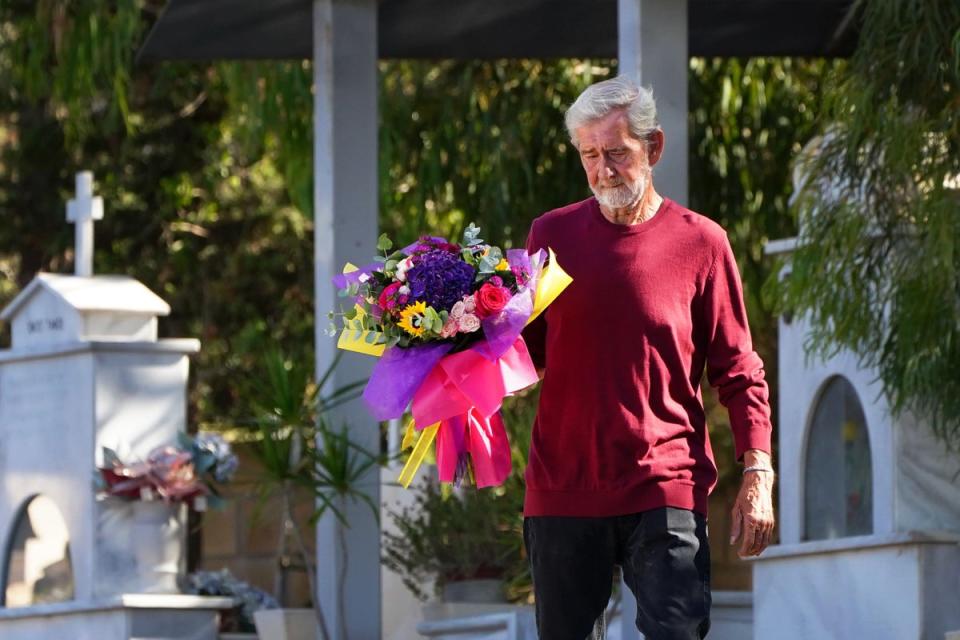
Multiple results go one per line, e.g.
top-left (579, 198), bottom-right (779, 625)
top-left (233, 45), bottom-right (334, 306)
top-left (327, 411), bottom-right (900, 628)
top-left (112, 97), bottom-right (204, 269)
top-left (331, 262), bottom-right (377, 290)
top-left (362, 341), bottom-right (454, 420)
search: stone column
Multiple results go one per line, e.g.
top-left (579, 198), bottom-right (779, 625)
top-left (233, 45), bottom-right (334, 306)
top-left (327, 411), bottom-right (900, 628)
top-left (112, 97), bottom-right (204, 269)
top-left (616, 6), bottom-right (690, 637)
top-left (313, 1), bottom-right (380, 638)
top-left (618, 0), bottom-right (689, 207)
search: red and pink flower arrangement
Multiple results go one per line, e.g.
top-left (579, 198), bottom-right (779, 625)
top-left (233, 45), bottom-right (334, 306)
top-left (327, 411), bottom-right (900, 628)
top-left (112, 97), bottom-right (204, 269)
top-left (330, 224), bottom-right (570, 489)
top-left (95, 432), bottom-right (238, 511)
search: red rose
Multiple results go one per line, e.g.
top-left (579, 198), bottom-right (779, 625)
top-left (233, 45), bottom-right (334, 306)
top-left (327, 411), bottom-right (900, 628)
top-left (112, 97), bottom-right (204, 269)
top-left (475, 283), bottom-right (511, 318)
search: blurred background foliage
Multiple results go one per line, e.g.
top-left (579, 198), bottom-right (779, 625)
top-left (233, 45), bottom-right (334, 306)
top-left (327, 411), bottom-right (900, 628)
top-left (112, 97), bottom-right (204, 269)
top-left (764, 0), bottom-right (960, 449)
top-left (2, 0), bottom-right (843, 594)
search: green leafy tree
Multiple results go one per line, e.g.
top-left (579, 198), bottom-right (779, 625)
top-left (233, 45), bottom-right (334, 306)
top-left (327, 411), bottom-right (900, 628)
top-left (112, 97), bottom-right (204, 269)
top-left (221, 59), bottom-right (612, 249)
top-left (0, 0), bottom-right (140, 289)
top-left (764, 0), bottom-right (960, 448)
top-left (689, 57), bottom-right (837, 489)
top-left (0, 1), bottom-right (315, 427)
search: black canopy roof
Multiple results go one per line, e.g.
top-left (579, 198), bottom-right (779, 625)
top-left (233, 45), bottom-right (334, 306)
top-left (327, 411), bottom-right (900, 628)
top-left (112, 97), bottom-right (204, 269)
top-left (138, 0), bottom-right (858, 62)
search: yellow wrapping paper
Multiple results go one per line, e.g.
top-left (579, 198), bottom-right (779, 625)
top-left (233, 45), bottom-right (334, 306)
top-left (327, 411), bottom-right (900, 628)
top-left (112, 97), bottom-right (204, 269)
top-left (397, 421), bottom-right (440, 488)
top-left (336, 263), bottom-right (387, 357)
top-left (527, 248), bottom-right (572, 326)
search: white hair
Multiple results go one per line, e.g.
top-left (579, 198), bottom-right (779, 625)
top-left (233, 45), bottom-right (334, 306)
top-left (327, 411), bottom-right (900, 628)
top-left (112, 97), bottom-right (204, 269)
top-left (564, 76), bottom-right (659, 148)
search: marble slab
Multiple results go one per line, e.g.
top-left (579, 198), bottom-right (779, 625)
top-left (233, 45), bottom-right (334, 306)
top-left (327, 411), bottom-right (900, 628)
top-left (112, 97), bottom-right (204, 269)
top-left (417, 610), bottom-right (536, 640)
top-left (753, 538), bottom-right (960, 640)
top-left (0, 594), bottom-right (233, 640)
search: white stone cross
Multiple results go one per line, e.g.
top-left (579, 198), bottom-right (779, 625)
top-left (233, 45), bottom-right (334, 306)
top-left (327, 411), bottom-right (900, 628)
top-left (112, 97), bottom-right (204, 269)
top-left (66, 171), bottom-right (104, 277)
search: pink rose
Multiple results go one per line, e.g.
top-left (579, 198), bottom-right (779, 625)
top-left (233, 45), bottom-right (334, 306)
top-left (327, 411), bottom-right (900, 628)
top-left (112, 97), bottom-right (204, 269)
top-left (474, 283), bottom-right (511, 318)
top-left (458, 313), bottom-right (481, 333)
top-left (462, 295), bottom-right (476, 314)
top-left (440, 317), bottom-right (459, 338)
top-left (450, 300), bottom-right (466, 319)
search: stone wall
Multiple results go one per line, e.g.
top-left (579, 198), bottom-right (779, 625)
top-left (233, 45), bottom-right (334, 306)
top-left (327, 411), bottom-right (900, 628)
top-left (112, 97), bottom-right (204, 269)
top-left (198, 443), bottom-right (317, 607)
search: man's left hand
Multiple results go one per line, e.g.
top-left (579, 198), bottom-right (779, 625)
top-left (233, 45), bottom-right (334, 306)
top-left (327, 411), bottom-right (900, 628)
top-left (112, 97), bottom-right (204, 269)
top-left (729, 449), bottom-right (776, 558)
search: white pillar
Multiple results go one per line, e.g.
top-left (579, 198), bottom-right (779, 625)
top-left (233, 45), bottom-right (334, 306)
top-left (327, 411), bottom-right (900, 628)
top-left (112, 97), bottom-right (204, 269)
top-left (618, 0), bottom-right (689, 207)
top-left (313, 1), bottom-right (380, 638)
top-left (617, 8), bottom-right (689, 638)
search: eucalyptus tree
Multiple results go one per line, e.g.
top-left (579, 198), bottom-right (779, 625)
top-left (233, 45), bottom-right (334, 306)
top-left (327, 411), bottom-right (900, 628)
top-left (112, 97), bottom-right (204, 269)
top-left (765, 0), bottom-right (960, 449)
top-left (0, 2), bottom-right (315, 427)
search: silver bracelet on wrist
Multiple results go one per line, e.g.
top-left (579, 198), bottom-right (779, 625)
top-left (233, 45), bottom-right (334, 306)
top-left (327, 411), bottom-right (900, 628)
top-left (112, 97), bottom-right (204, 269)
top-left (743, 465), bottom-right (774, 474)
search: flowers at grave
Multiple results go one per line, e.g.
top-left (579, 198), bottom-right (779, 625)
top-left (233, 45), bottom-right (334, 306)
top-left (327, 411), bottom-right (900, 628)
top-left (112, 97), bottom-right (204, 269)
top-left (191, 431), bottom-right (240, 483)
top-left (328, 223), bottom-right (571, 489)
top-left (95, 432), bottom-right (238, 511)
top-left (186, 569), bottom-right (278, 632)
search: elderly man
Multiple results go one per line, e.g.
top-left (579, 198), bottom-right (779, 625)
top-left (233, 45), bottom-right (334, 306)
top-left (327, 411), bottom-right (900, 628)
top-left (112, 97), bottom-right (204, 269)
top-left (520, 76), bottom-right (775, 640)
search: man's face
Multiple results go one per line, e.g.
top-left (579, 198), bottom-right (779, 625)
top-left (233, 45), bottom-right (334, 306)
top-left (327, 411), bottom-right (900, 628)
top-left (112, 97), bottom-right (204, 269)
top-left (575, 109), bottom-right (661, 209)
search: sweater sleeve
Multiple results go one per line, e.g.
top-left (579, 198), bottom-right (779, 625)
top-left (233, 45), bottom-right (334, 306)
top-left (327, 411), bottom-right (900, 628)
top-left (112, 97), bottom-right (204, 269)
top-left (702, 236), bottom-right (772, 462)
top-left (520, 220), bottom-right (548, 370)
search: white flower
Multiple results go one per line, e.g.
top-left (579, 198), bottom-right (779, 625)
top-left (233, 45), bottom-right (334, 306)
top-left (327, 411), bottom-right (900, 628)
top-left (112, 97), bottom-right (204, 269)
top-left (458, 313), bottom-right (481, 333)
top-left (358, 273), bottom-right (370, 283)
top-left (395, 257), bottom-right (415, 282)
top-left (399, 285), bottom-right (410, 296)
top-left (450, 300), bottom-right (466, 319)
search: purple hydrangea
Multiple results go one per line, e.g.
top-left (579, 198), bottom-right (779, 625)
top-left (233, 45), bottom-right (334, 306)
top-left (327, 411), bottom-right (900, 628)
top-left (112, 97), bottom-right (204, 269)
top-left (406, 249), bottom-right (476, 311)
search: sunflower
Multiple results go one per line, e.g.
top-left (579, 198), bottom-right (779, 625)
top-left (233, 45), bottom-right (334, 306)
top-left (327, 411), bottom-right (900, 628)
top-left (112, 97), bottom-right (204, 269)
top-left (398, 301), bottom-right (428, 337)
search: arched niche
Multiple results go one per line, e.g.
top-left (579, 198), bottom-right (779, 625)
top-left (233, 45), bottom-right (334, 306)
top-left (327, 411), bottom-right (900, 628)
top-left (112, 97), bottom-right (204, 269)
top-left (1, 494), bottom-right (75, 607)
top-left (803, 375), bottom-right (874, 541)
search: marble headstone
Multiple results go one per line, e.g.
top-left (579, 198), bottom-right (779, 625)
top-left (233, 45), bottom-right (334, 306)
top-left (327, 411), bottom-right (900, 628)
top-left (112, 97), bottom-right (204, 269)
top-left (0, 271), bottom-right (201, 603)
top-left (755, 154), bottom-right (960, 639)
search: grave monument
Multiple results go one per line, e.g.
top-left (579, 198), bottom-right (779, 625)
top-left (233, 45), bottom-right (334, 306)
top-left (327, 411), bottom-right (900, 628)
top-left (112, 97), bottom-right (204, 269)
top-left (753, 152), bottom-right (960, 640)
top-left (0, 172), bottom-right (232, 639)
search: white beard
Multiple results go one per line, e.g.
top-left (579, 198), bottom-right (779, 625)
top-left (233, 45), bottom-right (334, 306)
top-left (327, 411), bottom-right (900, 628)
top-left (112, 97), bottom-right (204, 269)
top-left (591, 166), bottom-right (651, 210)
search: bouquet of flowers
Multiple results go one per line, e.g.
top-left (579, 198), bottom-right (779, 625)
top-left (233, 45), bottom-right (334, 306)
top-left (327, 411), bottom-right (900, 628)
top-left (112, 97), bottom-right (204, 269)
top-left (95, 432), bottom-right (239, 511)
top-left (330, 224), bottom-right (570, 488)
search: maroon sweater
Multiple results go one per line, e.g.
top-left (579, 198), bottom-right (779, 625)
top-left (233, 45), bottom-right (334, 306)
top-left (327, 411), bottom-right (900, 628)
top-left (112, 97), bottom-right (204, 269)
top-left (521, 196), bottom-right (772, 518)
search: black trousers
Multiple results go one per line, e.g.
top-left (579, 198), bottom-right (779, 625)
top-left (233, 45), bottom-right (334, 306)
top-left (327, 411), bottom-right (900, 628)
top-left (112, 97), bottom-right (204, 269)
top-left (523, 507), bottom-right (711, 640)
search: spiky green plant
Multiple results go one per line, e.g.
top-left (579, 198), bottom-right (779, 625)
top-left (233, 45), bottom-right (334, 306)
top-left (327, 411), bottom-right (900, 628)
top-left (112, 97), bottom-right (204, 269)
top-left (245, 349), bottom-right (380, 640)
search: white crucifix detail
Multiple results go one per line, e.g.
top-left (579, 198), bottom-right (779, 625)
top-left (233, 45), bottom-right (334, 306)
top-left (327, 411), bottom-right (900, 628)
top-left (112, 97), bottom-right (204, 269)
top-left (66, 171), bottom-right (104, 277)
